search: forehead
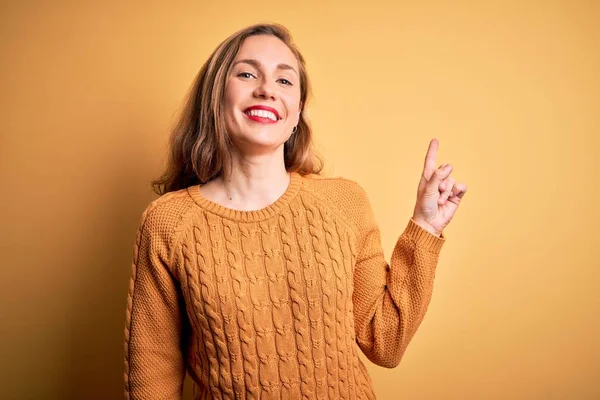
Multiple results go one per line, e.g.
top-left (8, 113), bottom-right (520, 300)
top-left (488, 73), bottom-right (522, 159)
top-left (235, 35), bottom-right (299, 71)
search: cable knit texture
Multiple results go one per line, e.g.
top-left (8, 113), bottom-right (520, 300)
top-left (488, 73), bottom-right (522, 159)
top-left (124, 172), bottom-right (445, 399)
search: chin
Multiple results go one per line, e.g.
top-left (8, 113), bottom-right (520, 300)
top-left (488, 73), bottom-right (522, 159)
top-left (235, 134), bottom-right (287, 154)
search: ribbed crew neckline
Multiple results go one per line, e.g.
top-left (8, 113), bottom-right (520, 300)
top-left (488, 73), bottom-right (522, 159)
top-left (187, 172), bottom-right (303, 222)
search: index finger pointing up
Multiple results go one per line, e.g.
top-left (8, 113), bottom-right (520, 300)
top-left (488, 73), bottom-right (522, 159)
top-left (422, 138), bottom-right (439, 180)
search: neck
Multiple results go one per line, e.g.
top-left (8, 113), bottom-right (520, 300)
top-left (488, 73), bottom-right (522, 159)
top-left (214, 151), bottom-right (291, 211)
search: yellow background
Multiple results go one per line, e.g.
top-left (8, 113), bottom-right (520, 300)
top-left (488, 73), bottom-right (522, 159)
top-left (2, 1), bottom-right (599, 399)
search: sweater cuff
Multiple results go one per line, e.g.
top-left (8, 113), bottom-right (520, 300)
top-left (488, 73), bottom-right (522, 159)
top-left (405, 219), bottom-right (445, 254)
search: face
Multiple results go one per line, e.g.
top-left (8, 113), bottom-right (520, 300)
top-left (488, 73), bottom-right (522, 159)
top-left (223, 35), bottom-right (302, 154)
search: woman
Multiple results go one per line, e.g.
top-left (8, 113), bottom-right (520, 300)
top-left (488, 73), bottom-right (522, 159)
top-left (124, 23), bottom-right (467, 400)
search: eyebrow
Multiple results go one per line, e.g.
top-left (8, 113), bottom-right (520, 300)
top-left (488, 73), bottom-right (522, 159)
top-left (233, 58), bottom-right (298, 76)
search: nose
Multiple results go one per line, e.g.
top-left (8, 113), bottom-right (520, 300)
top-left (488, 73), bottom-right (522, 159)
top-left (253, 78), bottom-right (277, 101)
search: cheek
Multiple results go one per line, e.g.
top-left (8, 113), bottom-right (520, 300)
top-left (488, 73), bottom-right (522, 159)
top-left (285, 94), bottom-right (302, 122)
top-left (224, 81), bottom-right (241, 114)
top-left (222, 90), bottom-right (240, 132)
top-left (223, 91), bottom-right (234, 113)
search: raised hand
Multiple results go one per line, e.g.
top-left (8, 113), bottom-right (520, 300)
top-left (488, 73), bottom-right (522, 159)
top-left (412, 138), bottom-right (467, 237)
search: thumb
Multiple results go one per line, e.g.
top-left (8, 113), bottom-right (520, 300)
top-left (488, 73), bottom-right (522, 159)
top-left (428, 164), bottom-right (453, 189)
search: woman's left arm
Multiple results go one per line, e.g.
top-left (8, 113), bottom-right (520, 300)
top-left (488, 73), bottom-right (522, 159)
top-left (353, 138), bottom-right (467, 368)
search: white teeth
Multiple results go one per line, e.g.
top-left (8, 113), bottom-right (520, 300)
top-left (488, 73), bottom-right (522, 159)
top-left (247, 109), bottom-right (278, 121)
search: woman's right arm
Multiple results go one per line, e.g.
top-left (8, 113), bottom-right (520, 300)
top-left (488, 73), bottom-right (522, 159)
top-left (124, 204), bottom-right (186, 400)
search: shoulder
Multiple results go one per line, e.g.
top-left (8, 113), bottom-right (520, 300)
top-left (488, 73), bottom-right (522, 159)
top-left (136, 188), bottom-right (197, 246)
top-left (299, 173), bottom-right (374, 230)
top-left (301, 174), bottom-right (369, 202)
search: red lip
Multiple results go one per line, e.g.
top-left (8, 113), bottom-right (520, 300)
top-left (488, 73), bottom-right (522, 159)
top-left (244, 105), bottom-right (281, 120)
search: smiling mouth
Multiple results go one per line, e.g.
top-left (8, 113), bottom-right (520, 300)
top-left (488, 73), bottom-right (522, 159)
top-left (244, 108), bottom-right (279, 122)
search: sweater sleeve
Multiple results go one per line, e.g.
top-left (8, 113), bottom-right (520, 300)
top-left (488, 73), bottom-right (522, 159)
top-left (124, 204), bottom-right (187, 399)
top-left (351, 187), bottom-right (445, 368)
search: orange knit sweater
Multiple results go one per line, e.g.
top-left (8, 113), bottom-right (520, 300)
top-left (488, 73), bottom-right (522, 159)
top-left (124, 172), bottom-right (444, 400)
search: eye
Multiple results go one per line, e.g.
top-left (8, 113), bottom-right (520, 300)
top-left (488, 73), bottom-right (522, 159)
top-left (278, 78), bottom-right (293, 86)
top-left (238, 72), bottom-right (256, 79)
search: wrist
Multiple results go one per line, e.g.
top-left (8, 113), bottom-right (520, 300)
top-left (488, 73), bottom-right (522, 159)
top-left (411, 217), bottom-right (442, 237)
